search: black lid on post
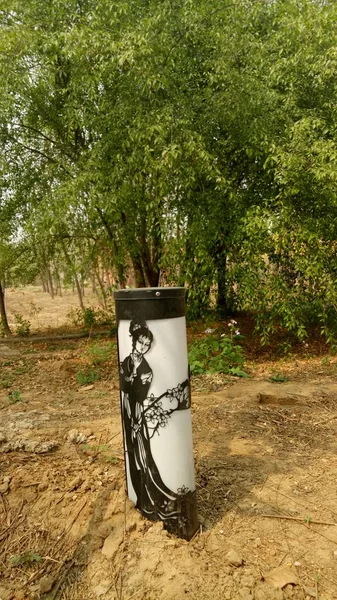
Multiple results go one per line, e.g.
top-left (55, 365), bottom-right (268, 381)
top-left (114, 287), bottom-right (186, 321)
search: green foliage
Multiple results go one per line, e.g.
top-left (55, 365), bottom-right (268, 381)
top-left (0, 376), bottom-right (14, 389)
top-left (9, 551), bottom-right (42, 566)
top-left (68, 305), bottom-right (115, 330)
top-left (76, 368), bottom-right (100, 386)
top-left (80, 442), bottom-right (118, 463)
top-left (87, 342), bottom-right (116, 365)
top-left (14, 313), bottom-right (31, 337)
top-left (7, 390), bottom-right (22, 403)
top-left (268, 374), bottom-right (289, 383)
top-left (2, 0), bottom-right (337, 342)
top-left (188, 328), bottom-right (247, 376)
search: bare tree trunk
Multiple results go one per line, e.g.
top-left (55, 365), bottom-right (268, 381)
top-left (0, 280), bottom-right (11, 336)
top-left (54, 265), bottom-right (62, 297)
top-left (95, 269), bottom-right (108, 308)
top-left (91, 273), bottom-right (97, 294)
top-left (131, 256), bottom-right (146, 287)
top-left (60, 239), bottom-right (85, 312)
top-left (47, 266), bottom-right (54, 299)
top-left (41, 273), bottom-right (47, 292)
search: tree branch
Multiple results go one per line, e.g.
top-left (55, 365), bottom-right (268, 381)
top-left (17, 122), bottom-right (75, 160)
top-left (6, 134), bottom-right (73, 176)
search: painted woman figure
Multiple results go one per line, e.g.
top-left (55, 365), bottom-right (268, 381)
top-left (120, 320), bottom-right (190, 528)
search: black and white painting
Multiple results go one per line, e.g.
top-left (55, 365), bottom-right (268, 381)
top-left (118, 316), bottom-right (195, 529)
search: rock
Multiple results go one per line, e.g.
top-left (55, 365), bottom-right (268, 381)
top-left (83, 428), bottom-right (93, 437)
top-left (264, 565), bottom-right (299, 589)
top-left (81, 478), bottom-right (92, 491)
top-left (0, 481), bottom-right (9, 494)
top-left (101, 528), bottom-right (124, 560)
top-left (67, 429), bottom-right (80, 443)
top-left (38, 480), bottom-right (49, 492)
top-left (225, 549), bottom-right (244, 567)
top-left (126, 521), bottom-right (137, 533)
top-left (68, 475), bottom-right (83, 492)
top-left (67, 429), bottom-right (87, 444)
top-left (14, 591), bottom-right (25, 600)
top-left (96, 522), bottom-right (113, 539)
top-left (0, 439), bottom-right (58, 454)
top-left (39, 576), bottom-right (54, 594)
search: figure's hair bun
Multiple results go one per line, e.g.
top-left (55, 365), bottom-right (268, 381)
top-left (129, 320), bottom-right (153, 345)
top-left (129, 320), bottom-right (143, 336)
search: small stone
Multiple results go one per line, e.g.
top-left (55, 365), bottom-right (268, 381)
top-left (254, 537), bottom-right (262, 547)
top-left (303, 587), bottom-right (317, 598)
top-left (68, 475), bottom-right (83, 492)
top-left (67, 429), bottom-right (79, 443)
top-left (15, 591), bottom-right (25, 600)
top-left (38, 480), bottom-right (49, 492)
top-left (83, 428), bottom-right (93, 437)
top-left (39, 576), bottom-right (54, 594)
top-left (0, 481), bottom-right (9, 494)
top-left (97, 522), bottom-right (112, 539)
top-left (126, 522), bottom-right (137, 533)
top-left (225, 549), bottom-right (244, 567)
top-left (81, 478), bottom-right (91, 491)
top-left (102, 525), bottom-right (124, 559)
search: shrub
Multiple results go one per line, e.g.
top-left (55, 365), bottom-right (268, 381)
top-left (87, 342), bottom-right (116, 365)
top-left (189, 322), bottom-right (247, 377)
top-left (14, 313), bottom-right (31, 337)
top-left (76, 368), bottom-right (100, 385)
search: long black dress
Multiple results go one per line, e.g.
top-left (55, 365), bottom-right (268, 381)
top-left (120, 353), bottom-right (183, 524)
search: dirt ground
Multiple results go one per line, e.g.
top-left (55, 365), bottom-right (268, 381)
top-left (4, 286), bottom-right (99, 332)
top-left (1, 288), bottom-right (337, 600)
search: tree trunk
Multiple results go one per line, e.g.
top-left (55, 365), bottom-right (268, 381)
top-left (41, 273), bottom-right (47, 292)
top-left (54, 266), bottom-right (62, 297)
top-left (60, 239), bottom-right (85, 312)
top-left (47, 266), bottom-right (54, 299)
top-left (131, 256), bottom-right (146, 288)
top-left (95, 268), bottom-right (108, 307)
top-left (216, 251), bottom-right (228, 315)
top-left (139, 215), bottom-right (161, 287)
top-left (0, 280), bottom-right (11, 336)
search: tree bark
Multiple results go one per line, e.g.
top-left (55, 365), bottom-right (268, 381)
top-left (131, 256), bottom-right (146, 288)
top-left (60, 239), bottom-right (85, 311)
top-left (95, 268), bottom-right (108, 307)
top-left (0, 280), bottom-right (11, 336)
top-left (47, 266), bottom-right (54, 299)
top-left (215, 251), bottom-right (228, 315)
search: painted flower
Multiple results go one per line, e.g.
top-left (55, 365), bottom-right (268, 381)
top-left (177, 485), bottom-right (190, 496)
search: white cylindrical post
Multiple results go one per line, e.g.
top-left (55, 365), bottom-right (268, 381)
top-left (114, 287), bottom-right (198, 540)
